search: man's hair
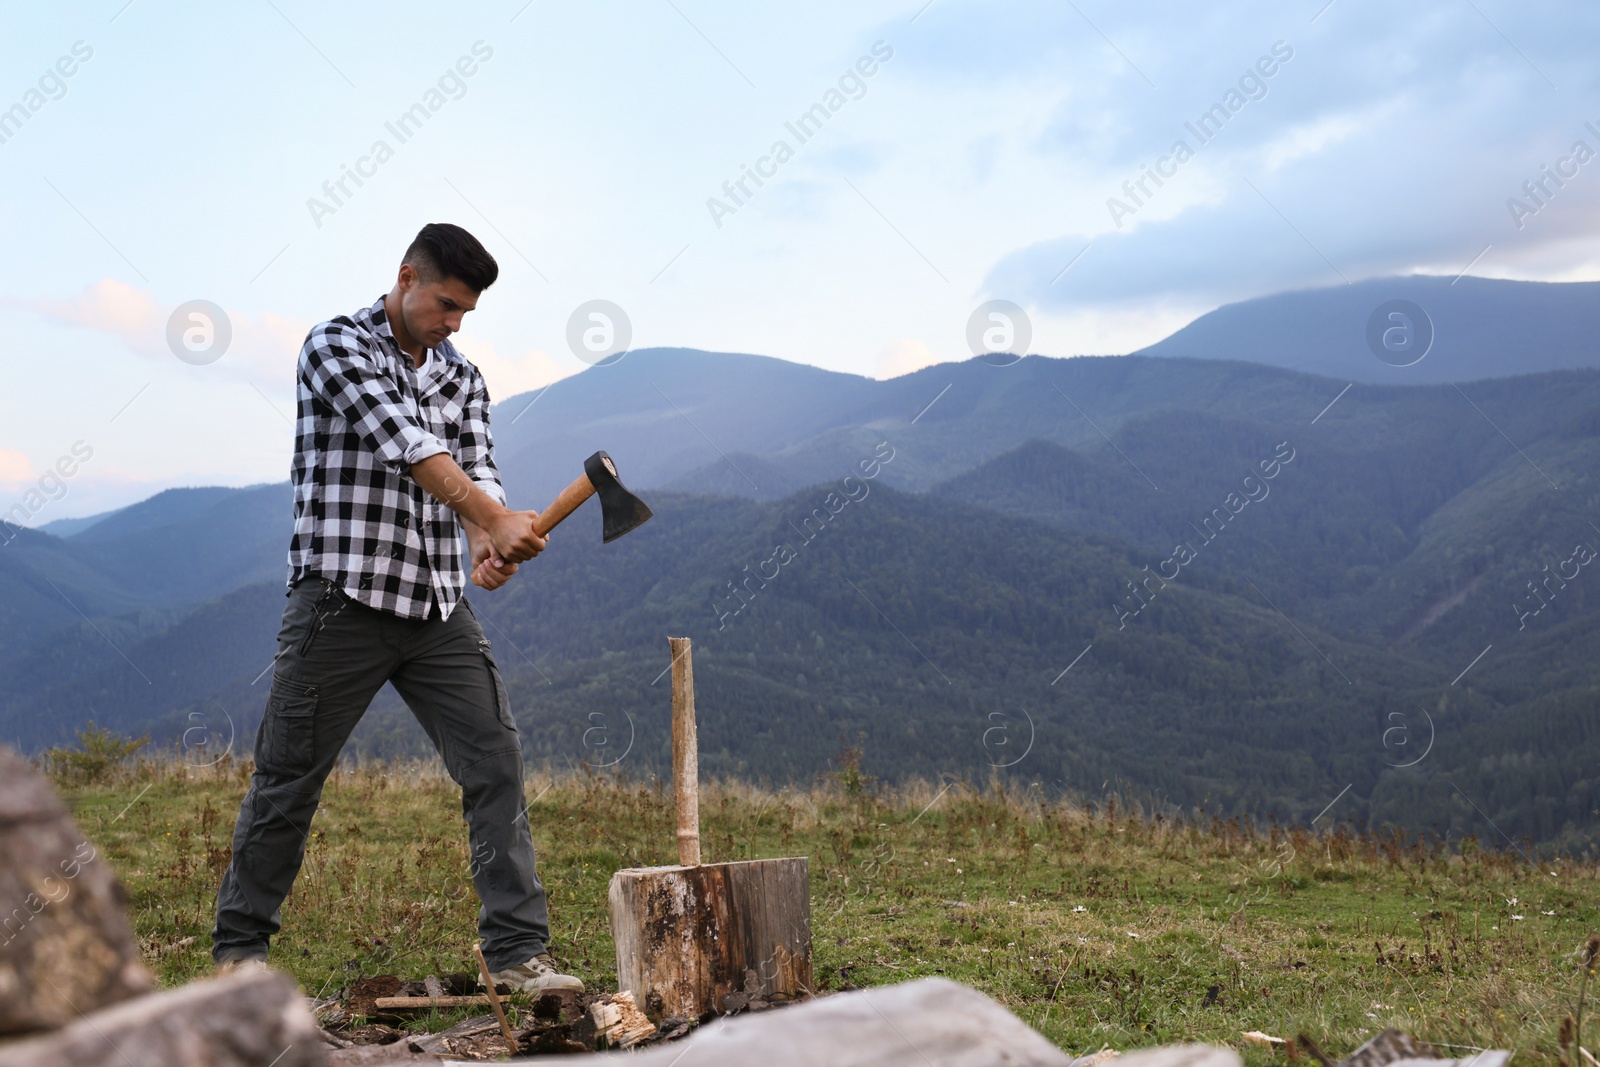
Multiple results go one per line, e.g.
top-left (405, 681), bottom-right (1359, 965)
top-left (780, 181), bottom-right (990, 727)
top-left (402, 223), bottom-right (499, 292)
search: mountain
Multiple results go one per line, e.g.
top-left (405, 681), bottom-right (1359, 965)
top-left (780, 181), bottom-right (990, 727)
top-left (6, 343), bottom-right (1600, 850)
top-left (1135, 275), bottom-right (1600, 384)
top-left (39, 507), bottom-right (124, 538)
top-left (492, 348), bottom-right (1398, 506)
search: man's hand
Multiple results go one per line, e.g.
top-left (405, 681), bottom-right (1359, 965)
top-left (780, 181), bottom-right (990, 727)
top-left (472, 556), bottom-right (518, 590)
top-left (484, 510), bottom-right (547, 564)
top-left (465, 517), bottom-right (546, 591)
top-left (471, 544), bottom-right (520, 590)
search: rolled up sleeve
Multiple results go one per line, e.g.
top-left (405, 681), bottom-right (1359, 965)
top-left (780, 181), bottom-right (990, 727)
top-left (459, 369), bottom-right (506, 506)
top-left (299, 321), bottom-right (447, 472)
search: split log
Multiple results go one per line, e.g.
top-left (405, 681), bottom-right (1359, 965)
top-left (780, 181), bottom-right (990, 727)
top-left (0, 744), bottom-right (153, 1036)
top-left (608, 857), bottom-right (811, 1020)
top-left (0, 967), bottom-right (323, 1067)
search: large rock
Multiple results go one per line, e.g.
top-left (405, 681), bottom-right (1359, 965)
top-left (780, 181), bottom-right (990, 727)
top-left (0, 968), bottom-right (325, 1067)
top-left (512, 975), bottom-right (1095, 1066)
top-left (0, 745), bottom-right (152, 1035)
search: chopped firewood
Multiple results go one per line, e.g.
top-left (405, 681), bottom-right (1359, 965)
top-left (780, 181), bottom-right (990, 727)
top-left (590, 989), bottom-right (658, 1048)
top-left (423, 974), bottom-right (445, 999)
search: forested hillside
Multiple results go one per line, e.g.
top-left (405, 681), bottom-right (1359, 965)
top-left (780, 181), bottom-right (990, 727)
top-left (7, 318), bottom-right (1600, 851)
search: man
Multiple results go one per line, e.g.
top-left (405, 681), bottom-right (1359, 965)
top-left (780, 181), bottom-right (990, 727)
top-left (211, 223), bottom-right (582, 995)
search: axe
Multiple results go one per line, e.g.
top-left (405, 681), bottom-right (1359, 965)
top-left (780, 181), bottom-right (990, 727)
top-left (475, 451), bottom-right (653, 581)
top-left (538, 450), bottom-right (654, 543)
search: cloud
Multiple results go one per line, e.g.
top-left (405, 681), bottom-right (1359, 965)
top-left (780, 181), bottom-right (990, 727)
top-left (0, 449), bottom-right (33, 488)
top-left (874, 0), bottom-right (1600, 316)
top-left (1, 282), bottom-right (578, 413)
top-left (875, 338), bottom-right (939, 378)
top-left (981, 57), bottom-right (1600, 312)
top-left (1, 279), bottom-right (308, 390)
top-left (450, 333), bottom-right (573, 404)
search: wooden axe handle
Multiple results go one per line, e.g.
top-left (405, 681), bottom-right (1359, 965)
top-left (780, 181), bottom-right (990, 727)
top-left (532, 472), bottom-right (596, 537)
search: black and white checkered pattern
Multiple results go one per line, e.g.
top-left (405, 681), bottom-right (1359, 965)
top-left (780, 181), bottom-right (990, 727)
top-left (287, 295), bottom-right (506, 620)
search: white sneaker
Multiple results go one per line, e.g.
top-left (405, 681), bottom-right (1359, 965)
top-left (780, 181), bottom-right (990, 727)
top-left (484, 952), bottom-right (585, 995)
top-left (215, 957), bottom-right (270, 977)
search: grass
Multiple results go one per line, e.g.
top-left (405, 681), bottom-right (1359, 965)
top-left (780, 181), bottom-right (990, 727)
top-left (46, 751), bottom-right (1600, 1064)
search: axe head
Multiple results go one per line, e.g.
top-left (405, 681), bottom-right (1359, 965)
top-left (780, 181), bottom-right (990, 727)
top-left (584, 450), bottom-right (654, 543)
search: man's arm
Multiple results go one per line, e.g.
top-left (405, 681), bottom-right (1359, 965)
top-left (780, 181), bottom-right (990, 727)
top-left (299, 325), bottom-right (543, 575)
top-left (450, 363), bottom-right (524, 589)
top-left (410, 453), bottom-right (546, 565)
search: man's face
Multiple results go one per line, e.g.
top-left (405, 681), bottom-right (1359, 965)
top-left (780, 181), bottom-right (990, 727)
top-left (397, 263), bottom-right (479, 348)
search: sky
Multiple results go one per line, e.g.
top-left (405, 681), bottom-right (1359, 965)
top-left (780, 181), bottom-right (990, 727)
top-left (3, 0), bottom-right (1599, 520)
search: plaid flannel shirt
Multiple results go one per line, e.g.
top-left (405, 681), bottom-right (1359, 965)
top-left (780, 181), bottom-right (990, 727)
top-left (287, 295), bottom-right (506, 620)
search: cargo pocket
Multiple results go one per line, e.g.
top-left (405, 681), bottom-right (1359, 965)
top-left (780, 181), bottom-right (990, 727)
top-left (478, 640), bottom-right (517, 733)
top-left (256, 676), bottom-right (319, 777)
top-left (295, 581), bottom-right (344, 657)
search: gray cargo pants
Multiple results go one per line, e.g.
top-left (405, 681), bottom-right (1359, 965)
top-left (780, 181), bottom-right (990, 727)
top-left (211, 577), bottom-right (550, 972)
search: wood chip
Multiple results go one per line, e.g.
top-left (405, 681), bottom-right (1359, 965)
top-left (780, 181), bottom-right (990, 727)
top-left (1243, 1032), bottom-right (1287, 1048)
top-left (590, 990), bottom-right (658, 1048)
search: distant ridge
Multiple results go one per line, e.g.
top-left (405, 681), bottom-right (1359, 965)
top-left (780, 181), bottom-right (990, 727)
top-left (1135, 275), bottom-right (1600, 383)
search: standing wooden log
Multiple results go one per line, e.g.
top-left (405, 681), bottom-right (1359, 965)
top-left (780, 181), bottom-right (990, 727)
top-left (609, 857), bottom-right (811, 1020)
top-left (608, 639), bottom-right (813, 1020)
top-left (669, 636), bottom-right (700, 867)
top-left (0, 745), bottom-right (153, 1036)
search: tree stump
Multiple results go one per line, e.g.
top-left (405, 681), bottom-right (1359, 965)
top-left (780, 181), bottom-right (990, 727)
top-left (0, 745), bottom-right (153, 1036)
top-left (607, 639), bottom-right (813, 1020)
top-left (608, 857), bottom-right (812, 1020)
